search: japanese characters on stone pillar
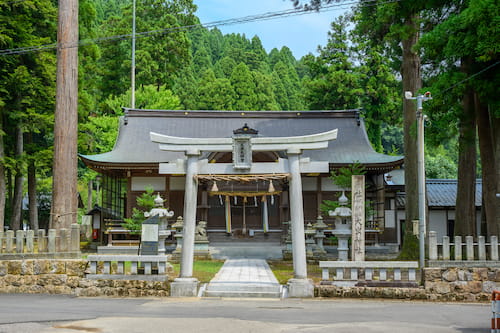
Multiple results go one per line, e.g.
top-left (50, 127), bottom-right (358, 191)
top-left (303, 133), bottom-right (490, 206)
top-left (351, 175), bottom-right (365, 261)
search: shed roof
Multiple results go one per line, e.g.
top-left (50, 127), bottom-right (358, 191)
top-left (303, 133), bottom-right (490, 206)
top-left (80, 109), bottom-right (403, 172)
top-left (396, 179), bottom-right (482, 208)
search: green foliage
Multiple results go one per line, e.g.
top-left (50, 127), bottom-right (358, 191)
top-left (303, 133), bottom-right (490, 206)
top-left (425, 145), bottom-right (458, 179)
top-left (329, 162), bottom-right (366, 189)
top-left (123, 186), bottom-right (156, 234)
top-left (101, 85), bottom-right (181, 114)
top-left (79, 116), bottom-right (119, 155)
top-left (320, 199), bottom-right (340, 215)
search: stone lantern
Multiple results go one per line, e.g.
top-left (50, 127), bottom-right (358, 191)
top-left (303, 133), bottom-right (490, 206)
top-left (328, 191), bottom-right (352, 261)
top-left (313, 216), bottom-right (328, 253)
top-left (144, 193), bottom-right (174, 255)
top-left (304, 222), bottom-right (316, 258)
top-left (171, 216), bottom-right (184, 257)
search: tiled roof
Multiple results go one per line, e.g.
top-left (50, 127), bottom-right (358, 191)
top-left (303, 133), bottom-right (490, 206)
top-left (80, 109), bottom-right (403, 170)
top-left (396, 179), bottom-right (482, 208)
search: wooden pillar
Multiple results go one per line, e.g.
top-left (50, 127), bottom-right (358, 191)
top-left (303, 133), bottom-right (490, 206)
top-left (51, 0), bottom-right (79, 230)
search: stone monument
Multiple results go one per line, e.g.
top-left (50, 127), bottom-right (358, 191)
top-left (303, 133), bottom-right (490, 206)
top-left (351, 175), bottom-right (365, 261)
top-left (140, 215), bottom-right (159, 256)
top-left (144, 193), bottom-right (174, 255)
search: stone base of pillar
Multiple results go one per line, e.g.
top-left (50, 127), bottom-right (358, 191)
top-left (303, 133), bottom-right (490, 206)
top-left (287, 278), bottom-right (314, 298)
top-left (170, 277), bottom-right (199, 297)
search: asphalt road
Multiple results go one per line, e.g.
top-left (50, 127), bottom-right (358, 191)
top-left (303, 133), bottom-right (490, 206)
top-left (0, 294), bottom-right (489, 332)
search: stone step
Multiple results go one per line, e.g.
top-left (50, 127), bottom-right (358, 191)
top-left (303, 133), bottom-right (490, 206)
top-left (205, 282), bottom-right (281, 293)
top-left (204, 290), bottom-right (281, 298)
top-left (203, 259), bottom-right (282, 298)
top-left (209, 243), bottom-right (283, 260)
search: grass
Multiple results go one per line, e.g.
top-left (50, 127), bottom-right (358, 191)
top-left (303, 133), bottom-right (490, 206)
top-left (170, 260), bottom-right (225, 283)
top-left (267, 260), bottom-right (323, 284)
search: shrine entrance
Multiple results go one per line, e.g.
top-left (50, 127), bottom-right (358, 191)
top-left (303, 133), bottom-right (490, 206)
top-left (198, 174), bottom-right (286, 237)
top-left (151, 124), bottom-right (337, 297)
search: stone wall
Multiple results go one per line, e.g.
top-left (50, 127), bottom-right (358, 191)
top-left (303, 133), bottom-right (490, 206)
top-left (316, 285), bottom-right (428, 299)
top-left (0, 259), bottom-right (170, 297)
top-left (316, 267), bottom-right (497, 302)
top-left (423, 267), bottom-right (496, 302)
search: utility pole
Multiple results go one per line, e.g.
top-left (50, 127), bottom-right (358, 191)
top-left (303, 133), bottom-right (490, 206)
top-left (131, 0), bottom-right (136, 109)
top-left (50, 0), bottom-right (79, 230)
top-left (405, 91), bottom-right (432, 269)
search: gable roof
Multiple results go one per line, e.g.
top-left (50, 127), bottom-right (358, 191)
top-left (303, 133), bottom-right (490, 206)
top-left (80, 109), bottom-right (403, 172)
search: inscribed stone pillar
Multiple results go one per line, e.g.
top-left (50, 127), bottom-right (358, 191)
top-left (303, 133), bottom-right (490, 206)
top-left (351, 175), bottom-right (365, 261)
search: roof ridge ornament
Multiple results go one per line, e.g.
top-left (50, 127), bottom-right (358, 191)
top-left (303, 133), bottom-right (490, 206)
top-left (233, 123), bottom-right (258, 135)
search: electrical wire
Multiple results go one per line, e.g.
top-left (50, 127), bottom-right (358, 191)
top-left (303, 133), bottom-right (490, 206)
top-left (437, 61), bottom-right (500, 96)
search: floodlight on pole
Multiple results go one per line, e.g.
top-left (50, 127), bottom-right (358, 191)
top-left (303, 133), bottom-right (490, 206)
top-left (405, 91), bottom-right (432, 269)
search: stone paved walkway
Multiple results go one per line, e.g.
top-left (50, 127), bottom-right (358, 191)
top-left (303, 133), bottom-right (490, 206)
top-left (203, 259), bottom-right (282, 298)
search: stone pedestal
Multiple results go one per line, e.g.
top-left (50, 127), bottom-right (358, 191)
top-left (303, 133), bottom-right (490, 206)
top-left (194, 221), bottom-right (211, 259)
top-left (170, 277), bottom-right (199, 297)
top-left (287, 278), bottom-right (314, 298)
top-left (335, 230), bottom-right (351, 261)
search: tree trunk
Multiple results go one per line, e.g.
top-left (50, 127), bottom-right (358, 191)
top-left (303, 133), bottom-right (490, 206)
top-left (493, 111), bottom-right (500, 237)
top-left (11, 124), bottom-right (24, 231)
top-left (400, 14), bottom-right (421, 259)
top-left (0, 113), bottom-right (5, 231)
top-left (27, 133), bottom-right (39, 231)
top-left (455, 59), bottom-right (477, 236)
top-left (476, 94), bottom-right (499, 237)
top-left (50, 0), bottom-right (79, 230)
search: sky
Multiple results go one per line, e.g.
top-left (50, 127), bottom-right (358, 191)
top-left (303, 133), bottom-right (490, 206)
top-left (192, 0), bottom-right (347, 59)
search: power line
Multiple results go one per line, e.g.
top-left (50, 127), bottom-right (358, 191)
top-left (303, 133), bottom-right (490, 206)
top-left (0, 0), bottom-right (386, 56)
top-left (438, 61), bottom-right (500, 96)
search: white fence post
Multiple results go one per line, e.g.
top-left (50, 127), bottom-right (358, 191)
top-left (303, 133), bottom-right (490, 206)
top-left (70, 223), bottom-right (80, 252)
top-left (454, 236), bottom-right (462, 261)
top-left (491, 236), bottom-right (498, 261)
top-left (429, 231), bottom-right (438, 260)
top-left (48, 229), bottom-right (56, 252)
top-left (5, 230), bottom-right (14, 253)
top-left (59, 228), bottom-right (68, 252)
top-left (26, 230), bottom-right (34, 253)
top-left (478, 236), bottom-right (486, 260)
top-left (37, 229), bottom-right (46, 253)
top-left (443, 236), bottom-right (450, 260)
top-left (16, 230), bottom-right (24, 253)
top-left (466, 236), bottom-right (474, 260)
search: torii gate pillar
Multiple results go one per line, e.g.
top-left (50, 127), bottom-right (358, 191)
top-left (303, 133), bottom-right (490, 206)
top-left (170, 150), bottom-right (200, 297)
top-left (287, 149), bottom-right (314, 297)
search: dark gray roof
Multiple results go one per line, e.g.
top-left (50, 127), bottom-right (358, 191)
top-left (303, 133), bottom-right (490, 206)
top-left (396, 179), bottom-right (482, 208)
top-left (80, 109), bottom-right (403, 170)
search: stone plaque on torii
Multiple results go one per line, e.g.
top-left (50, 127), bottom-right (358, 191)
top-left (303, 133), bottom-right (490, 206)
top-left (150, 126), bottom-right (337, 297)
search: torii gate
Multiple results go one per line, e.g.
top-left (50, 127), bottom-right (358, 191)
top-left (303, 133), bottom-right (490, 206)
top-left (150, 126), bottom-right (337, 297)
